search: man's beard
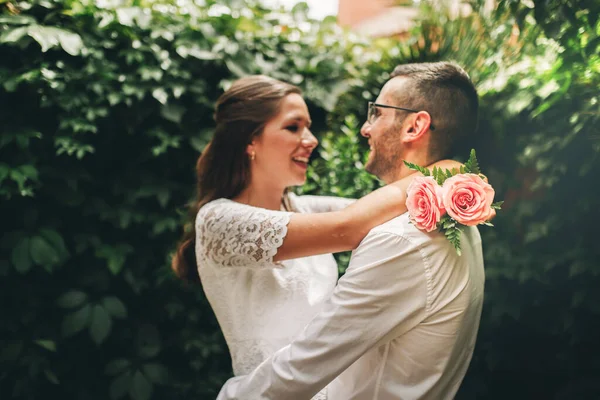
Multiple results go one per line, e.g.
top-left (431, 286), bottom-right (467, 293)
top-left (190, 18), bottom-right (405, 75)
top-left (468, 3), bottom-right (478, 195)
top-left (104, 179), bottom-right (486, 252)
top-left (365, 149), bottom-right (398, 180)
top-left (365, 125), bottom-right (403, 181)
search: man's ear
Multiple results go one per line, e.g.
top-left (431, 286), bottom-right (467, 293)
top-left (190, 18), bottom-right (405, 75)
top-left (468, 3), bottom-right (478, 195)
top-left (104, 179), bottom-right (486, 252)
top-left (403, 111), bottom-right (433, 143)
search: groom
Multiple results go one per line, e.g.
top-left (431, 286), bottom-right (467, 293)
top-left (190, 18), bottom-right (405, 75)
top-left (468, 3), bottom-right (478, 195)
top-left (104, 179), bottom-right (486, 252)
top-left (218, 61), bottom-right (485, 400)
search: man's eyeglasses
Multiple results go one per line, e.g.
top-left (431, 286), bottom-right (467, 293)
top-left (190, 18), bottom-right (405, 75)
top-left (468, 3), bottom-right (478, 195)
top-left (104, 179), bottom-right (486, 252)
top-left (367, 101), bottom-right (435, 130)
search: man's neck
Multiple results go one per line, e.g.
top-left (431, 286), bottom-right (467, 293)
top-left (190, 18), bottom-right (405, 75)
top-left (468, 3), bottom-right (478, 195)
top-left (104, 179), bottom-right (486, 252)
top-left (383, 151), bottom-right (430, 183)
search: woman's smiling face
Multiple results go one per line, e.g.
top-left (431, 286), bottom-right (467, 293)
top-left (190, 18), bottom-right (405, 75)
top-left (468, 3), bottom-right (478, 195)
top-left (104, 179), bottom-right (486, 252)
top-left (249, 93), bottom-right (318, 189)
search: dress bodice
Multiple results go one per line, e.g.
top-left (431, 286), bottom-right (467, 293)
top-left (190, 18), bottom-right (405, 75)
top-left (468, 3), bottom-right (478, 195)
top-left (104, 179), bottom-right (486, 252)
top-left (196, 194), bottom-right (354, 399)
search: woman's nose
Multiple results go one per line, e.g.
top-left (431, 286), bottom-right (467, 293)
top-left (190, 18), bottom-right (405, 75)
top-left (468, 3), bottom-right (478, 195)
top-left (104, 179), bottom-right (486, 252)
top-left (301, 129), bottom-right (318, 148)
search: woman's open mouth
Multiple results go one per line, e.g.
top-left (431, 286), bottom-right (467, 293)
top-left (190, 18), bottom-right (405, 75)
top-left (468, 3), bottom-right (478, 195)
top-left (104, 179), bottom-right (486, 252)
top-left (292, 156), bottom-right (309, 169)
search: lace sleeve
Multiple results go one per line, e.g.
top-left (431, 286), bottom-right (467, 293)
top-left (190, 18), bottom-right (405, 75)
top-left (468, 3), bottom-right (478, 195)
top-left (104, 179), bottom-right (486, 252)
top-left (196, 200), bottom-right (293, 268)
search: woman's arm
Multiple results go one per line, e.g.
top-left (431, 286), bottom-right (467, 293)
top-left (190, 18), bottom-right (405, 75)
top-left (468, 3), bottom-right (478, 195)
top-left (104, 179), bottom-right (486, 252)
top-left (287, 193), bottom-right (355, 213)
top-left (274, 159), bottom-right (461, 262)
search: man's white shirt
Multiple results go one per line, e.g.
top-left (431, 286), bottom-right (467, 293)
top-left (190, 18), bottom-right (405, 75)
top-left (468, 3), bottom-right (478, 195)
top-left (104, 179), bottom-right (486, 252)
top-left (218, 213), bottom-right (485, 400)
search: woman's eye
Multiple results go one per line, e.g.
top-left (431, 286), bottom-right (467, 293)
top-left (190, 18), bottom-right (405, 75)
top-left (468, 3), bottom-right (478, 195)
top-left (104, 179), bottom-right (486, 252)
top-left (285, 125), bottom-right (299, 132)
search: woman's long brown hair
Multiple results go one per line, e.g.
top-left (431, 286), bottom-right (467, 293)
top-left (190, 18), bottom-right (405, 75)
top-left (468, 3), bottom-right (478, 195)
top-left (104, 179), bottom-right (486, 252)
top-left (172, 75), bottom-right (302, 283)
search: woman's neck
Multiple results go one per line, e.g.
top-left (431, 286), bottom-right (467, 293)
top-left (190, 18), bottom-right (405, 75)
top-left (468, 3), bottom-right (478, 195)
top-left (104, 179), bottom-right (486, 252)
top-left (233, 180), bottom-right (286, 211)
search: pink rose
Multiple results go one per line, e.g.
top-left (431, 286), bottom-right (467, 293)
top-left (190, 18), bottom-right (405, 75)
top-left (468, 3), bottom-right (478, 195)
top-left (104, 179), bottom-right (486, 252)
top-left (406, 176), bottom-right (446, 232)
top-left (442, 174), bottom-right (495, 226)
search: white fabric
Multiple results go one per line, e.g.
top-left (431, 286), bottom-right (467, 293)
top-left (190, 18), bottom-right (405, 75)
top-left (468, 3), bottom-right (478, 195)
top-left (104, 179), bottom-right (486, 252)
top-left (195, 193), bottom-right (354, 400)
top-left (218, 213), bottom-right (485, 400)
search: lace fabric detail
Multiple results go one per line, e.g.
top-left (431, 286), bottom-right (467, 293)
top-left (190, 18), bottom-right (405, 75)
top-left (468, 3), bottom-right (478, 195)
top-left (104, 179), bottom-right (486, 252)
top-left (196, 199), bottom-right (292, 268)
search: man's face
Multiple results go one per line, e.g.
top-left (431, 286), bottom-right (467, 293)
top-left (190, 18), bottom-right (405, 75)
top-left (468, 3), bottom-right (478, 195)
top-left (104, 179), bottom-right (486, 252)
top-left (360, 78), bottom-right (409, 182)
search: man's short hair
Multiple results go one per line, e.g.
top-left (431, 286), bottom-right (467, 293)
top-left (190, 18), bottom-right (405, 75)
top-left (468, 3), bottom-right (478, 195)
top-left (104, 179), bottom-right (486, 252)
top-left (390, 62), bottom-right (479, 160)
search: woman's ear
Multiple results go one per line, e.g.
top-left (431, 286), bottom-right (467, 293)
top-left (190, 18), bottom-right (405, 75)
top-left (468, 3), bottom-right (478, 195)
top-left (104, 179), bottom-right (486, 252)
top-left (246, 142), bottom-right (257, 161)
top-left (246, 142), bottom-right (255, 157)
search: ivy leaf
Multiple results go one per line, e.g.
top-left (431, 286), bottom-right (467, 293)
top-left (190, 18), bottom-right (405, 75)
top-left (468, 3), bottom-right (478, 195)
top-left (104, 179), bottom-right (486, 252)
top-left (44, 369), bottom-right (60, 385)
top-left (62, 304), bottom-right (92, 337)
top-left (152, 88), bottom-right (168, 105)
top-left (141, 363), bottom-right (168, 385)
top-left (96, 244), bottom-right (132, 275)
top-left (27, 26), bottom-right (84, 56)
top-left (39, 228), bottom-right (70, 261)
top-left (89, 305), bottom-right (112, 345)
top-left (116, 7), bottom-right (151, 29)
top-left (136, 325), bottom-right (161, 359)
top-left (30, 235), bottom-right (61, 271)
top-left (129, 370), bottom-right (153, 400)
top-left (102, 296), bottom-right (127, 319)
top-left (57, 290), bottom-right (88, 309)
top-left (186, 46), bottom-right (220, 60)
top-left (34, 339), bottom-right (56, 352)
top-left (0, 15), bottom-right (36, 25)
top-left (11, 237), bottom-right (32, 273)
top-left (225, 59), bottom-right (248, 77)
top-left (189, 134), bottom-right (209, 152)
top-left (7, 129), bottom-right (43, 149)
top-left (109, 371), bottom-right (132, 400)
top-left (0, 163), bottom-right (10, 185)
top-left (156, 188), bottom-right (170, 208)
top-left (56, 29), bottom-right (84, 56)
top-left (0, 26), bottom-right (28, 44)
top-left (160, 104), bottom-right (185, 124)
top-left (106, 359), bottom-right (131, 376)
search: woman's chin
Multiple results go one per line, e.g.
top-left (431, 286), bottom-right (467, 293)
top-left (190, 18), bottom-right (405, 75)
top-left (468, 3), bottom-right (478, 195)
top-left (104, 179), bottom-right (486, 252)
top-left (287, 176), bottom-right (307, 187)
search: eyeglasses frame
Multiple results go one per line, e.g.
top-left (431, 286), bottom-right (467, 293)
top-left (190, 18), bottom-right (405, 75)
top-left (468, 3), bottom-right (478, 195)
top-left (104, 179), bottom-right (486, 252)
top-left (367, 101), bottom-right (435, 131)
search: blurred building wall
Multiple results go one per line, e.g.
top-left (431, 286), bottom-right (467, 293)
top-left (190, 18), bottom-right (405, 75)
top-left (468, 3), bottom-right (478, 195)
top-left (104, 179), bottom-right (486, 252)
top-left (338, 0), bottom-right (493, 38)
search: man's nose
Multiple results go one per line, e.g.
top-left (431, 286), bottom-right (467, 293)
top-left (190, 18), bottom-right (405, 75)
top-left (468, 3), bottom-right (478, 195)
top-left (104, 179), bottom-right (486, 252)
top-left (301, 129), bottom-right (318, 149)
top-left (360, 121), bottom-right (371, 138)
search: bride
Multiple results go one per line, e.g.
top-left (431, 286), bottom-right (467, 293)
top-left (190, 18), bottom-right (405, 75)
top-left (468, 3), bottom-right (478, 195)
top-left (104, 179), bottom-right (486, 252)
top-left (171, 75), bottom-right (458, 398)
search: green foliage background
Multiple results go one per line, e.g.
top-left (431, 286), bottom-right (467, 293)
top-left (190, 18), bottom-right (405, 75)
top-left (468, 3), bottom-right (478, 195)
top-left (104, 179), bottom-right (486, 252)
top-left (1, 0), bottom-right (598, 399)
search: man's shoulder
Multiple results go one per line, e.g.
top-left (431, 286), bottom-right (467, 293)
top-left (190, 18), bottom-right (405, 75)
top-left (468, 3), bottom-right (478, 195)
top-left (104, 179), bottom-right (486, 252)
top-left (368, 214), bottom-right (432, 243)
top-left (365, 214), bottom-right (481, 251)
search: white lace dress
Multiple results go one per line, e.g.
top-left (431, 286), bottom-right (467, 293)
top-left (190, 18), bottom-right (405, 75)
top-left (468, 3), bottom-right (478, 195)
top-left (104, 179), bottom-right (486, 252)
top-left (196, 193), bottom-right (354, 400)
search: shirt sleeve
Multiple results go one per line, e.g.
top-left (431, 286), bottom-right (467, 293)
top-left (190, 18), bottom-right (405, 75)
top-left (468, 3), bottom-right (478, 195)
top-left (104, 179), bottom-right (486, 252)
top-left (288, 193), bottom-right (356, 213)
top-left (217, 230), bottom-right (430, 399)
top-left (196, 200), bottom-right (293, 269)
